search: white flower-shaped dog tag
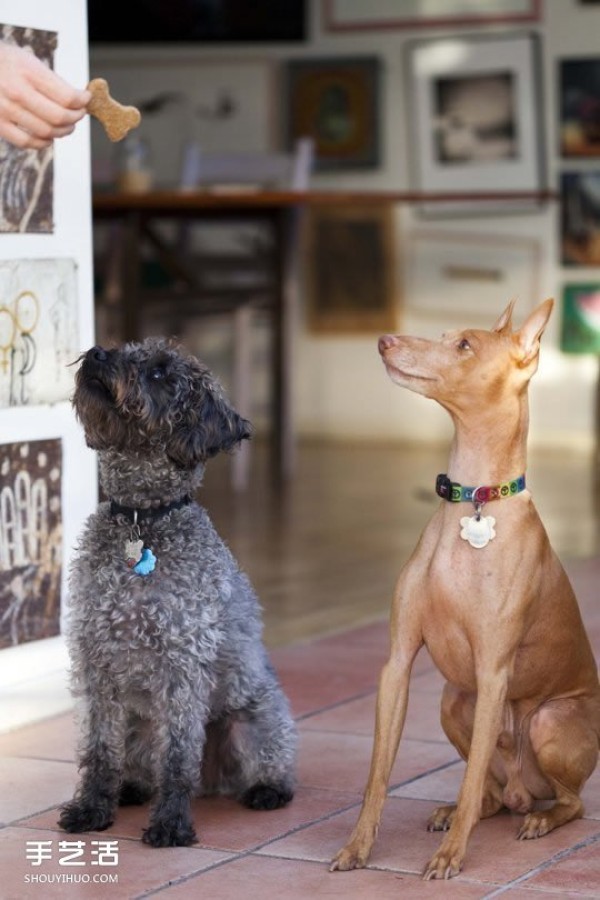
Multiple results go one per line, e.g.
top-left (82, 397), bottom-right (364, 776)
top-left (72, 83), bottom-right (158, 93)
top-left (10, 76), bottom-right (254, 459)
top-left (460, 514), bottom-right (496, 549)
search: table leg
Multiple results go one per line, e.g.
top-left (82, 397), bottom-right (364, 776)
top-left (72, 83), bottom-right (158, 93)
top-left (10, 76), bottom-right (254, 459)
top-left (121, 211), bottom-right (142, 342)
top-left (272, 206), bottom-right (302, 482)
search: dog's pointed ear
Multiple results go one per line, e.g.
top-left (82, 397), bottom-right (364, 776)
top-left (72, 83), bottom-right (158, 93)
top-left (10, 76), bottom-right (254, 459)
top-left (492, 299), bottom-right (516, 335)
top-left (515, 298), bottom-right (554, 368)
top-left (168, 389), bottom-right (252, 468)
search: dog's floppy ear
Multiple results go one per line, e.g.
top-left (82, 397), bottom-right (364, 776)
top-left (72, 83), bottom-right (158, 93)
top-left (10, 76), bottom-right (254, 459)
top-left (168, 388), bottom-right (252, 468)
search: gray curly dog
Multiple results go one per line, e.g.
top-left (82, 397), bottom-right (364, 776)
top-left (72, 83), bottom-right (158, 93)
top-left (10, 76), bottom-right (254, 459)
top-left (58, 337), bottom-right (296, 847)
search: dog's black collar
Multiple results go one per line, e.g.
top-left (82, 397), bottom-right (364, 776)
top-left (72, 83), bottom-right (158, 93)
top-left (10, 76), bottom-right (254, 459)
top-left (109, 495), bottom-right (192, 524)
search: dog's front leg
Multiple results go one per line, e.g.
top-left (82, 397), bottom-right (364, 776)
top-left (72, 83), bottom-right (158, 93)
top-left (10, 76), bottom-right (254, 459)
top-left (59, 682), bottom-right (125, 833)
top-left (423, 672), bottom-right (508, 880)
top-left (330, 654), bottom-right (414, 871)
top-left (331, 566), bottom-right (424, 873)
top-left (142, 687), bottom-right (205, 848)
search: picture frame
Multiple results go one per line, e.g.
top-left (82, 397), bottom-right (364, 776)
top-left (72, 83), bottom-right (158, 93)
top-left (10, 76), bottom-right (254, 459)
top-left (405, 230), bottom-right (541, 321)
top-left (561, 283), bottom-right (600, 353)
top-left (561, 171), bottom-right (600, 267)
top-left (304, 204), bottom-right (398, 333)
top-left (284, 56), bottom-right (381, 171)
top-left (323, 0), bottom-right (541, 32)
top-left (406, 32), bottom-right (544, 216)
top-left (560, 57), bottom-right (600, 158)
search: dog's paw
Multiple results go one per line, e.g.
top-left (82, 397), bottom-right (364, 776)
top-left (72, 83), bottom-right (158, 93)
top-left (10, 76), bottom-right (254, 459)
top-left (119, 782), bottom-right (153, 806)
top-left (142, 820), bottom-right (198, 847)
top-left (58, 801), bottom-right (114, 833)
top-left (242, 783), bottom-right (294, 811)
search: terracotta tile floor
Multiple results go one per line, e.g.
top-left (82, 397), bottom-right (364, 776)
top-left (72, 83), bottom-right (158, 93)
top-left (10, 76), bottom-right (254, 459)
top-left (3, 442), bottom-right (600, 897)
top-left (1, 556), bottom-right (600, 899)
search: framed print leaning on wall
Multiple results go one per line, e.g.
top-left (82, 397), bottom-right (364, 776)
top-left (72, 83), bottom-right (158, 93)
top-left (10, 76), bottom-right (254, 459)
top-left (304, 204), bottom-right (398, 333)
top-left (406, 32), bottom-right (544, 216)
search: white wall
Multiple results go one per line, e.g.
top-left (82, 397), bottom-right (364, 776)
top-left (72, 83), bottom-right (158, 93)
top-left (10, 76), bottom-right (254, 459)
top-left (0, 0), bottom-right (97, 730)
top-left (89, 0), bottom-right (600, 450)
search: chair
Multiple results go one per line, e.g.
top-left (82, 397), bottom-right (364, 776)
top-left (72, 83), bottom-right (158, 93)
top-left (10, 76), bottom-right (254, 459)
top-left (94, 138), bottom-right (314, 491)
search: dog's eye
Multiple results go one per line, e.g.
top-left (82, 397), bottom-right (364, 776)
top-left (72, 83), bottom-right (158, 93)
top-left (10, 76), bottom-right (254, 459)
top-left (149, 366), bottom-right (166, 381)
top-left (458, 339), bottom-right (471, 351)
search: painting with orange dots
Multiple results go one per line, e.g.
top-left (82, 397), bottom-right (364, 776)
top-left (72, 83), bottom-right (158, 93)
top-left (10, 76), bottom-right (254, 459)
top-left (0, 258), bottom-right (79, 408)
top-left (0, 438), bottom-right (63, 649)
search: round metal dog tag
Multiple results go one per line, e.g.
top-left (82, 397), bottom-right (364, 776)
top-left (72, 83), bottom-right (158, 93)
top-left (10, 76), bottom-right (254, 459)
top-left (460, 514), bottom-right (496, 549)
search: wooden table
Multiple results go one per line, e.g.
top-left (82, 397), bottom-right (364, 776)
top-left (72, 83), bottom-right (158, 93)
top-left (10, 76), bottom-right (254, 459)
top-left (92, 188), bottom-right (555, 482)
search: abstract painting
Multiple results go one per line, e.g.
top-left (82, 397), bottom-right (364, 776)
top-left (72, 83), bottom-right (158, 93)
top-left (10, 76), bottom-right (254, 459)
top-left (0, 258), bottom-right (79, 408)
top-left (0, 23), bottom-right (56, 233)
top-left (0, 438), bottom-right (63, 649)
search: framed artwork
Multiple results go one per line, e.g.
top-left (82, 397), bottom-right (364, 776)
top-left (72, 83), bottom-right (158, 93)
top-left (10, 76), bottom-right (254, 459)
top-left (0, 24), bottom-right (56, 233)
top-left (304, 204), bottom-right (398, 333)
top-left (405, 230), bottom-right (541, 321)
top-left (560, 57), bottom-right (600, 158)
top-left (561, 172), bottom-right (600, 266)
top-left (561, 283), bottom-right (600, 353)
top-left (406, 32), bottom-right (544, 216)
top-left (0, 438), bottom-right (63, 649)
top-left (0, 259), bottom-right (79, 408)
top-left (324, 0), bottom-right (540, 31)
top-left (284, 57), bottom-right (381, 171)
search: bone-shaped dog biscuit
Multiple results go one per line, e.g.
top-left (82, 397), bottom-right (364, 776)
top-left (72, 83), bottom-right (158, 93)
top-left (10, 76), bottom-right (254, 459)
top-left (86, 78), bottom-right (141, 142)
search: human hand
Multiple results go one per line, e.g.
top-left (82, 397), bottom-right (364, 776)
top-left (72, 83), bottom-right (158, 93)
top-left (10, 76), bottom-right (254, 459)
top-left (0, 42), bottom-right (91, 150)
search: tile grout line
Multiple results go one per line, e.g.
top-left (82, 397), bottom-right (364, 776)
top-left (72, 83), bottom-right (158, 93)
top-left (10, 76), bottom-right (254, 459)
top-left (136, 759), bottom-right (468, 896)
top-left (479, 828), bottom-right (600, 898)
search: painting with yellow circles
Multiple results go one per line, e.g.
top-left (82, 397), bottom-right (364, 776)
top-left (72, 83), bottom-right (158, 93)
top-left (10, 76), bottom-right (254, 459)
top-left (0, 259), bottom-right (79, 408)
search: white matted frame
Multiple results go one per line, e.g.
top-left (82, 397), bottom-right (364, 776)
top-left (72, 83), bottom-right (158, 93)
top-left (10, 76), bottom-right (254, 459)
top-left (324, 0), bottom-right (541, 31)
top-left (405, 230), bottom-right (541, 321)
top-left (406, 32), bottom-right (544, 216)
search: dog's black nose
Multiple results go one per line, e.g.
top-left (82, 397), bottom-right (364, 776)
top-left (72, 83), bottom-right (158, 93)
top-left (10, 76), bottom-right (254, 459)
top-left (89, 346), bottom-right (108, 362)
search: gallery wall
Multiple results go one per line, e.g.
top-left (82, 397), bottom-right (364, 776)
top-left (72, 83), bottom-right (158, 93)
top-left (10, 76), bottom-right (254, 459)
top-left (0, 0), bottom-right (96, 729)
top-left (89, 0), bottom-right (600, 450)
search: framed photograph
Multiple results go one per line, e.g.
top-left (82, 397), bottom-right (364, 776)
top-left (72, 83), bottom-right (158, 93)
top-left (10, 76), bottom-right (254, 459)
top-left (406, 33), bottom-right (544, 216)
top-left (561, 172), bottom-right (600, 266)
top-left (561, 283), bottom-right (600, 353)
top-left (304, 204), bottom-right (398, 333)
top-left (284, 57), bottom-right (381, 171)
top-left (405, 230), bottom-right (541, 321)
top-left (560, 57), bottom-right (600, 158)
top-left (324, 0), bottom-right (541, 32)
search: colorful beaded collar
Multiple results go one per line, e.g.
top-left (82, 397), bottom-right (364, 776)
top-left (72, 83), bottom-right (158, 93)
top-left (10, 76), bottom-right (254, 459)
top-left (435, 474), bottom-right (526, 504)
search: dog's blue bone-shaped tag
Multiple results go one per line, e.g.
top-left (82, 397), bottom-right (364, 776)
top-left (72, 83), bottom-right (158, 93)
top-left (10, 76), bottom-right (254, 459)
top-left (133, 547), bottom-right (156, 575)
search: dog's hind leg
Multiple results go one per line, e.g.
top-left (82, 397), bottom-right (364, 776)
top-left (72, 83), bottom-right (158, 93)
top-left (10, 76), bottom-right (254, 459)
top-left (518, 696), bottom-right (600, 840)
top-left (59, 681), bottom-right (125, 833)
top-left (229, 680), bottom-right (297, 811)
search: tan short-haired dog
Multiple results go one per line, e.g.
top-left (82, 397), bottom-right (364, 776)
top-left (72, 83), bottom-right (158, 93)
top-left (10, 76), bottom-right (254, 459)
top-left (331, 299), bottom-right (600, 879)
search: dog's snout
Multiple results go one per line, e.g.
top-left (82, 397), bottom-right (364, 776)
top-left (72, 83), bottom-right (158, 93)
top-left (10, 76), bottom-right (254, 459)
top-left (378, 335), bottom-right (398, 355)
top-left (89, 346), bottom-right (109, 362)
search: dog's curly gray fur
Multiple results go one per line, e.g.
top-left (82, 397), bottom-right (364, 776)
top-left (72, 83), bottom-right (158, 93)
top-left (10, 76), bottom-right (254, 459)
top-left (58, 337), bottom-right (296, 847)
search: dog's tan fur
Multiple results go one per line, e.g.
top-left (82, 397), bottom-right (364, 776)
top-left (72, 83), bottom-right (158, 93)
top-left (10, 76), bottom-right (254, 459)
top-left (331, 299), bottom-right (600, 879)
